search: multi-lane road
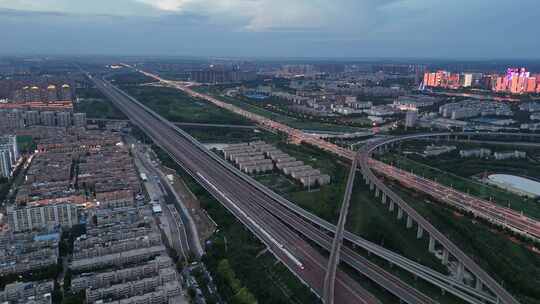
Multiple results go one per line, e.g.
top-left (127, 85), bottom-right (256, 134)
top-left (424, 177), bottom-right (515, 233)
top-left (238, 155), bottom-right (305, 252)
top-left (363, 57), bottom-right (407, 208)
top-left (121, 67), bottom-right (521, 303)
top-left (360, 136), bottom-right (521, 304)
top-left (90, 75), bottom-right (383, 304)
top-left (323, 153), bottom-right (359, 304)
top-left (95, 68), bottom-right (521, 303)
top-left (370, 158), bottom-right (540, 241)
top-left (135, 68), bottom-right (356, 160)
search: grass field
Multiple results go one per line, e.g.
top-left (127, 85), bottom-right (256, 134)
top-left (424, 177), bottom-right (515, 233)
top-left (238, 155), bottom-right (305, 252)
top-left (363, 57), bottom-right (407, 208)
top-left (123, 86), bottom-right (253, 125)
top-left (149, 143), bottom-right (318, 304)
top-left (251, 142), bottom-right (470, 303)
top-left (256, 141), bottom-right (351, 224)
top-left (75, 88), bottom-right (127, 120)
top-left (108, 71), bottom-right (158, 85)
top-left (387, 183), bottom-right (540, 304)
top-left (204, 90), bottom-right (366, 133)
top-left (16, 135), bottom-right (35, 153)
top-left (184, 127), bottom-right (280, 144)
top-left (346, 181), bottom-right (473, 304)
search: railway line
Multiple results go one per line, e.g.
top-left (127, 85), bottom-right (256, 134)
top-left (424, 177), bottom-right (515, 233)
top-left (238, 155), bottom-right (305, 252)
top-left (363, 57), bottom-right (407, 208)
top-left (92, 69), bottom-right (522, 303)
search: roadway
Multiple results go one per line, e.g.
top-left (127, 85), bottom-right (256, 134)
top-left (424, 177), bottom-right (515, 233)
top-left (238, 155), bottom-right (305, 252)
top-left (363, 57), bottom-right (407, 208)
top-left (89, 118), bottom-right (257, 129)
top-left (135, 69), bottom-right (356, 160)
top-left (133, 145), bottom-right (192, 259)
top-left (323, 153), bottom-right (359, 304)
top-left (90, 74), bottom-right (472, 304)
top-left (360, 134), bottom-right (522, 304)
top-left (90, 75), bottom-right (382, 304)
top-left (370, 159), bottom-right (540, 242)
top-left (121, 67), bottom-right (515, 304)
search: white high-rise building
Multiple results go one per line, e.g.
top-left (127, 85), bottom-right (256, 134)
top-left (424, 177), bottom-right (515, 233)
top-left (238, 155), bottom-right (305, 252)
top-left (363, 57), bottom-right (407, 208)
top-left (405, 110), bottom-right (418, 128)
top-left (0, 149), bottom-right (11, 178)
top-left (0, 135), bottom-right (18, 167)
top-left (7, 203), bottom-right (79, 232)
top-left (73, 112), bottom-right (87, 127)
top-left (463, 73), bottom-right (473, 87)
top-left (56, 111), bottom-right (71, 127)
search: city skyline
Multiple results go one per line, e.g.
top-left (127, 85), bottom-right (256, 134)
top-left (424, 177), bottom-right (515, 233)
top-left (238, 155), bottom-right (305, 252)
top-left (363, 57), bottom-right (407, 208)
top-left (1, 0), bottom-right (540, 59)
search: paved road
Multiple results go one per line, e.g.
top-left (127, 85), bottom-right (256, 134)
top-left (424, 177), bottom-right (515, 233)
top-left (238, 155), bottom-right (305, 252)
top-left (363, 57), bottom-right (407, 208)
top-left (94, 72), bottom-right (513, 304)
top-left (116, 69), bottom-right (502, 303)
top-left (370, 158), bottom-right (540, 242)
top-left (323, 153), bottom-right (359, 304)
top-left (134, 150), bottom-right (191, 259)
top-left (125, 68), bottom-right (521, 304)
top-left (90, 118), bottom-right (257, 129)
top-left (91, 75), bottom-right (382, 304)
top-left (360, 134), bottom-right (521, 304)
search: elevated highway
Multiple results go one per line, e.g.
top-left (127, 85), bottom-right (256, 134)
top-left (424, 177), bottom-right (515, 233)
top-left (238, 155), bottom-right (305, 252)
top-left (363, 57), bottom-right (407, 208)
top-left (370, 159), bottom-right (540, 242)
top-left (360, 132), bottom-right (530, 304)
top-left (323, 154), bottom-right (359, 304)
top-left (115, 67), bottom-right (521, 303)
top-left (91, 75), bottom-right (390, 304)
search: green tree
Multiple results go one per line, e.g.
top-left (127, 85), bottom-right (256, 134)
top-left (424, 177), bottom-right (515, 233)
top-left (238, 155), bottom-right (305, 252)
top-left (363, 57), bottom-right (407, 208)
top-left (232, 287), bottom-right (258, 304)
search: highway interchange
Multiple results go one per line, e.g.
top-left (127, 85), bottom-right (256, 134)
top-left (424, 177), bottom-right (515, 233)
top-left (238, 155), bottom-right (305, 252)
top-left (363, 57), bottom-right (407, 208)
top-left (90, 69), bottom-right (527, 304)
top-left (91, 75), bottom-right (383, 304)
top-left (370, 158), bottom-right (540, 242)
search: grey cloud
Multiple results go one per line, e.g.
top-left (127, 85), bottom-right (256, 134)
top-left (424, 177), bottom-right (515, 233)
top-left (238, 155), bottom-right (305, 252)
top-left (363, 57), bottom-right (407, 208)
top-left (0, 0), bottom-right (539, 59)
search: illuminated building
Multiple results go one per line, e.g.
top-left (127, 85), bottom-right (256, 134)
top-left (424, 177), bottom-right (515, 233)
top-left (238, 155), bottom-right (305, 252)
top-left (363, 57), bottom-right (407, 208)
top-left (47, 85), bottom-right (57, 102)
top-left (526, 77), bottom-right (537, 93)
top-left (463, 74), bottom-right (473, 87)
top-left (492, 67), bottom-right (536, 94)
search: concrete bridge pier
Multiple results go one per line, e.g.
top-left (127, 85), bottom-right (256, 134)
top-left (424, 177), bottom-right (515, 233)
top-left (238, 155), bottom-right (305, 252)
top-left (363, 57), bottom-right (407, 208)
top-left (428, 235), bottom-right (436, 253)
top-left (375, 187), bottom-right (380, 198)
top-left (442, 248), bottom-right (449, 265)
top-left (456, 262), bottom-right (465, 282)
top-left (397, 207), bottom-right (404, 220)
top-left (389, 200), bottom-right (395, 211)
top-left (406, 215), bottom-right (413, 228)
top-left (369, 181), bottom-right (375, 191)
top-left (475, 278), bottom-right (483, 291)
top-left (417, 226), bottom-right (424, 239)
top-left (381, 193), bottom-right (387, 204)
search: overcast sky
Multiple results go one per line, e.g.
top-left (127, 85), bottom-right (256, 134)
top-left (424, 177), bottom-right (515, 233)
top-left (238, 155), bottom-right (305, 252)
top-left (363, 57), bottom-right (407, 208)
top-left (1, 0), bottom-right (539, 59)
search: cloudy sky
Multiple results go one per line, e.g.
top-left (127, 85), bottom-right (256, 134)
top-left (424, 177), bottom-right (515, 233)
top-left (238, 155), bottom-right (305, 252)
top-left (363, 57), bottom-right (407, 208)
top-left (1, 0), bottom-right (539, 59)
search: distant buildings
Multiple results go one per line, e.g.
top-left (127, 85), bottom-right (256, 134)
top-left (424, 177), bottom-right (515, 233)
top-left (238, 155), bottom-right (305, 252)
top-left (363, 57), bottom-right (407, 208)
top-left (0, 135), bottom-right (19, 177)
top-left (423, 67), bottom-right (540, 95)
top-left (519, 102), bottom-right (540, 112)
top-left (424, 145), bottom-right (456, 157)
top-left (12, 84), bottom-right (73, 103)
top-left (423, 70), bottom-right (461, 89)
top-left (6, 203), bottom-right (79, 232)
top-left (190, 68), bottom-right (256, 84)
top-left (405, 110), bottom-right (418, 128)
top-left (439, 100), bottom-right (512, 120)
top-left (459, 148), bottom-right (492, 158)
top-left (393, 95), bottom-right (439, 110)
top-left (0, 280), bottom-right (54, 304)
top-left (68, 204), bottom-right (182, 304)
top-left (73, 112), bottom-right (87, 127)
top-left (492, 68), bottom-right (540, 95)
top-left (0, 149), bottom-right (11, 178)
top-left (0, 109), bottom-right (86, 130)
top-left (462, 73), bottom-right (473, 87)
top-left (0, 231), bottom-right (60, 276)
top-left (222, 141), bottom-right (330, 187)
top-left (494, 150), bottom-right (526, 160)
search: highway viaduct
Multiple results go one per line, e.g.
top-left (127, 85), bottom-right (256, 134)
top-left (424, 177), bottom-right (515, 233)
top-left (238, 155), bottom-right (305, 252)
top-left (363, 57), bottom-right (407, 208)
top-left (119, 66), bottom-right (525, 304)
top-left (359, 132), bottom-right (540, 304)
